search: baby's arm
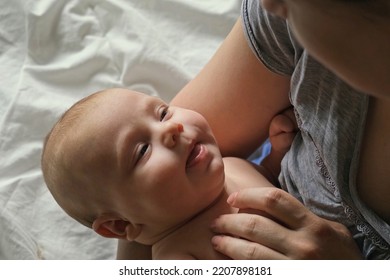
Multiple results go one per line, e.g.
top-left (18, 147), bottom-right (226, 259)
top-left (257, 107), bottom-right (297, 185)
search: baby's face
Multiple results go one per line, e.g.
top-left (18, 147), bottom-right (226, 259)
top-left (79, 89), bottom-right (225, 239)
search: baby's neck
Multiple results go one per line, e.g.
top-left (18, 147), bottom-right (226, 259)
top-left (141, 181), bottom-right (232, 245)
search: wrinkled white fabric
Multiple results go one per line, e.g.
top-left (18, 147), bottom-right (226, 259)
top-left (0, 0), bottom-right (240, 259)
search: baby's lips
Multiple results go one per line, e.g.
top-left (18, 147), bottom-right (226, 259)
top-left (186, 143), bottom-right (202, 168)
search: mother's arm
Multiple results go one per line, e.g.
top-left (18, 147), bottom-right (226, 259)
top-left (171, 19), bottom-right (291, 158)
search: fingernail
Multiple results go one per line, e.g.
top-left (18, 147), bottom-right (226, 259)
top-left (211, 235), bottom-right (222, 247)
top-left (227, 192), bottom-right (238, 205)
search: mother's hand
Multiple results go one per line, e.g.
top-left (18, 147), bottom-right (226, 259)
top-left (210, 188), bottom-right (362, 259)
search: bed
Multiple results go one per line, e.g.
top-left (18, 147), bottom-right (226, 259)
top-left (0, 0), bottom-right (241, 259)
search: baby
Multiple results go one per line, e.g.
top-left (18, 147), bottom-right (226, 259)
top-left (41, 88), bottom-right (296, 259)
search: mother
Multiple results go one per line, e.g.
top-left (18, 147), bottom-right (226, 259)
top-left (171, 0), bottom-right (390, 259)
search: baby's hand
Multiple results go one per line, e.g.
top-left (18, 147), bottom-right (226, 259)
top-left (269, 108), bottom-right (297, 153)
top-left (257, 107), bottom-right (298, 186)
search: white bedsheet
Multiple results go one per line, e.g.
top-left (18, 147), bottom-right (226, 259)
top-left (0, 0), bottom-right (240, 259)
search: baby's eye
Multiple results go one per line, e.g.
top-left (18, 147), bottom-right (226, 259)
top-left (140, 144), bottom-right (149, 156)
top-left (136, 144), bottom-right (149, 162)
top-left (160, 107), bottom-right (168, 121)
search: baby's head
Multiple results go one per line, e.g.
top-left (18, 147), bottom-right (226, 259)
top-left (41, 88), bottom-right (225, 244)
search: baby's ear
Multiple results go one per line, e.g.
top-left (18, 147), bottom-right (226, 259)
top-left (92, 215), bottom-right (142, 241)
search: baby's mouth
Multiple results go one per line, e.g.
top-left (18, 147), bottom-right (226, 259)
top-left (186, 143), bottom-right (203, 168)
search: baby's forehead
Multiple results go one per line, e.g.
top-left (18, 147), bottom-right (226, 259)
top-left (79, 90), bottom-right (167, 139)
top-left (101, 89), bottom-right (165, 108)
top-left (82, 90), bottom-right (165, 134)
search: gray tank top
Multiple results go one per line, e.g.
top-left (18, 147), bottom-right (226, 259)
top-left (242, 0), bottom-right (390, 259)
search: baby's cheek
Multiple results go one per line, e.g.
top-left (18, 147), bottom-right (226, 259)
top-left (148, 159), bottom-right (180, 186)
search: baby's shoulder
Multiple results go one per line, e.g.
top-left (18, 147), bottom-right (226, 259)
top-left (223, 157), bottom-right (274, 192)
top-left (223, 156), bottom-right (254, 169)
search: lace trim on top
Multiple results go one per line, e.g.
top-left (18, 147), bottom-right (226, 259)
top-left (314, 148), bottom-right (389, 250)
top-left (294, 108), bottom-right (389, 251)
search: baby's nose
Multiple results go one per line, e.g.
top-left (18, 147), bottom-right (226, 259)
top-left (161, 122), bottom-right (183, 147)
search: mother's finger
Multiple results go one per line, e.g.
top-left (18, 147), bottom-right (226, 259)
top-left (227, 188), bottom-right (311, 229)
top-left (211, 213), bottom-right (292, 255)
top-left (211, 235), bottom-right (288, 260)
